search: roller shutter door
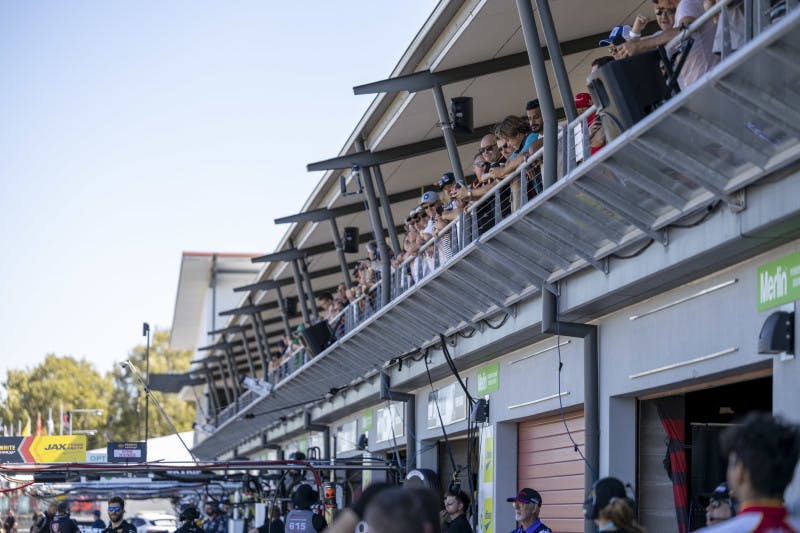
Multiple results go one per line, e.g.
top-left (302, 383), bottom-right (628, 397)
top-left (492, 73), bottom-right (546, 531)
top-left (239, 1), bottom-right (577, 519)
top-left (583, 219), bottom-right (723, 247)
top-left (518, 410), bottom-right (586, 533)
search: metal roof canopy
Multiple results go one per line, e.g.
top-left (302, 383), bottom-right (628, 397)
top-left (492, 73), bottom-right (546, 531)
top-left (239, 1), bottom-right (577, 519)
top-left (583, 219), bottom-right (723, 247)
top-left (192, 11), bottom-right (800, 459)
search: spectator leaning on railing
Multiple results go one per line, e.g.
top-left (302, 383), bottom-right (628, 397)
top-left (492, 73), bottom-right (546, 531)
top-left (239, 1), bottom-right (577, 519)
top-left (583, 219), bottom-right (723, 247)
top-left (615, 0), bottom-right (718, 89)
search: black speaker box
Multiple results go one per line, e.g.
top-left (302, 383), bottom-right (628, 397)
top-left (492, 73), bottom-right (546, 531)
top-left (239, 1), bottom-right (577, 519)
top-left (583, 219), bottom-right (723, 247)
top-left (343, 227), bottom-right (359, 254)
top-left (587, 50), bottom-right (667, 141)
top-left (300, 321), bottom-right (335, 357)
top-left (451, 96), bottom-right (474, 133)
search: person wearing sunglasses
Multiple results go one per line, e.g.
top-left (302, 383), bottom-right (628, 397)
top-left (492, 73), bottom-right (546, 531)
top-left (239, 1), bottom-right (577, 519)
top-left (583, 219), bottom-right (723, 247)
top-left (615, 0), bottom-right (718, 90)
top-left (102, 497), bottom-right (136, 533)
top-left (479, 134), bottom-right (504, 166)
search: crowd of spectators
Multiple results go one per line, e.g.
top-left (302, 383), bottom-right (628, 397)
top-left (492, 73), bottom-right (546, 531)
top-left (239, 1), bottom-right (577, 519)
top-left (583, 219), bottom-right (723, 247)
top-left (264, 0), bottom-right (769, 381)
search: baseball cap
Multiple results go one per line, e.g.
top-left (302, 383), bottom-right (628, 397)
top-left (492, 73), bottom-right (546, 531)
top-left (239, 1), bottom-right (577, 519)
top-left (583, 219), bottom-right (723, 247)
top-left (704, 483), bottom-right (731, 501)
top-left (506, 488), bottom-right (542, 505)
top-left (93, 510), bottom-right (101, 517)
top-left (574, 92), bottom-right (592, 109)
top-left (421, 191), bottom-right (438, 206)
top-left (592, 477), bottom-right (627, 515)
top-left (437, 172), bottom-right (456, 190)
top-left (599, 25), bottom-right (632, 47)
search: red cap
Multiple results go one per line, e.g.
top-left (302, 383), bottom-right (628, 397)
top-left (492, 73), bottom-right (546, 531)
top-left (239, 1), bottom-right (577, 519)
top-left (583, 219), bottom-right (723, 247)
top-left (574, 92), bottom-right (592, 109)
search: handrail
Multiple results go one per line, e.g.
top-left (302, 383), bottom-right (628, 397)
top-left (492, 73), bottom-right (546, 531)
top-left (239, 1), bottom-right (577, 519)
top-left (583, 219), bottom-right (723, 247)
top-left (214, 0), bottom-right (798, 419)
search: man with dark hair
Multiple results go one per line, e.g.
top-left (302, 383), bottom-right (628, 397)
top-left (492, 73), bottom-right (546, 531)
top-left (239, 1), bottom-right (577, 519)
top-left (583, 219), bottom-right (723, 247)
top-left (175, 506), bottom-right (203, 533)
top-left (102, 497), bottom-right (136, 533)
top-left (285, 484), bottom-right (326, 533)
top-left (525, 99), bottom-right (543, 136)
top-left (363, 487), bottom-right (441, 533)
top-left (506, 488), bottom-right (551, 533)
top-left (34, 504), bottom-right (56, 533)
top-left (50, 503), bottom-right (79, 533)
top-left (696, 412), bottom-right (800, 532)
top-left (202, 503), bottom-right (224, 533)
top-left (444, 491), bottom-right (472, 533)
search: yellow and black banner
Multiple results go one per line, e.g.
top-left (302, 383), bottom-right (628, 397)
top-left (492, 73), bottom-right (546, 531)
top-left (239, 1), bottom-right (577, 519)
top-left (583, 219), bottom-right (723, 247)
top-left (0, 435), bottom-right (87, 463)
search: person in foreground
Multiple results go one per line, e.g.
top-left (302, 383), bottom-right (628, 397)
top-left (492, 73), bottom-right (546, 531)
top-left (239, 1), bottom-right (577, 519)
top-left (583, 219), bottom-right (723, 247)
top-left (583, 477), bottom-right (645, 533)
top-left (102, 497), bottom-right (137, 533)
top-left (697, 411), bottom-right (800, 532)
top-left (507, 488), bottom-right (551, 533)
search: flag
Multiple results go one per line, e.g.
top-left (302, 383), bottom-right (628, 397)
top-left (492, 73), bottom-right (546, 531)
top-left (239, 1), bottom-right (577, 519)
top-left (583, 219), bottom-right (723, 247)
top-left (36, 412), bottom-right (43, 436)
top-left (47, 408), bottom-right (55, 436)
top-left (22, 415), bottom-right (31, 436)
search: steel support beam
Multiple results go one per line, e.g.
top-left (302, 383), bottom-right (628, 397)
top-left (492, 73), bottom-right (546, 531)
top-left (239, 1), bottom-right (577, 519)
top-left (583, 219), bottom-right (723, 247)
top-left (536, 0), bottom-right (577, 122)
top-left (249, 313), bottom-right (270, 380)
top-left (516, 0), bottom-right (558, 188)
top-left (238, 330), bottom-right (256, 378)
top-left (432, 83), bottom-right (466, 186)
top-left (355, 138), bottom-right (391, 307)
top-left (299, 257), bottom-right (319, 321)
top-left (275, 285), bottom-right (293, 339)
top-left (290, 254), bottom-right (311, 324)
top-left (372, 164), bottom-right (402, 257)
top-left (329, 217), bottom-right (353, 289)
top-left (215, 357), bottom-right (234, 406)
top-left (379, 372), bottom-right (416, 473)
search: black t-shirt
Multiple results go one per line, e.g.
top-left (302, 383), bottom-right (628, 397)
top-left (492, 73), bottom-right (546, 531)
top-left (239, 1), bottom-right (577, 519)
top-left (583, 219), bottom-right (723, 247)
top-left (102, 520), bottom-right (137, 533)
top-left (50, 515), bottom-right (80, 533)
top-left (445, 514), bottom-right (473, 533)
top-left (256, 519), bottom-right (284, 533)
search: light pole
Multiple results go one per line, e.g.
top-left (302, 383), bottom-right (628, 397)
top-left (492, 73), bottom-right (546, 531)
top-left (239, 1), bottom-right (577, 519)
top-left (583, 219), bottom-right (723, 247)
top-left (68, 409), bottom-right (104, 435)
top-left (143, 322), bottom-right (151, 443)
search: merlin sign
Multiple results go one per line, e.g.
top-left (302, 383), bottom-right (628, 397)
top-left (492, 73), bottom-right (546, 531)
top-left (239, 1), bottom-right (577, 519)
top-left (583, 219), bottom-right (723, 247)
top-left (0, 436), bottom-right (87, 463)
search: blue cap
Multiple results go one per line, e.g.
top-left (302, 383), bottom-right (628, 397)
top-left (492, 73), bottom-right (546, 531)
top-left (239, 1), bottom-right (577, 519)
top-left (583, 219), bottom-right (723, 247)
top-left (599, 25), bottom-right (631, 47)
top-left (437, 172), bottom-right (456, 190)
top-left (421, 191), bottom-right (438, 205)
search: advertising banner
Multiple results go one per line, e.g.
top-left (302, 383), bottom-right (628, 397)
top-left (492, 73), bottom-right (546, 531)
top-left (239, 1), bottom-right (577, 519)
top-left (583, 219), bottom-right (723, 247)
top-left (107, 442), bottom-right (147, 463)
top-left (0, 436), bottom-right (87, 463)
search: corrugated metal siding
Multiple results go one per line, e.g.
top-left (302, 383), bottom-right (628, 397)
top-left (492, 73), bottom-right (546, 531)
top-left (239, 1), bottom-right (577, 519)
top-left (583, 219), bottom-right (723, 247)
top-left (518, 410), bottom-right (586, 533)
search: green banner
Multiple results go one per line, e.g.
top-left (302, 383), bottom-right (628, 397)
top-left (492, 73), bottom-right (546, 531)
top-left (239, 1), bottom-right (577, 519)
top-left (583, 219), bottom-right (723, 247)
top-left (361, 411), bottom-right (373, 431)
top-left (476, 363), bottom-right (499, 396)
top-left (757, 250), bottom-right (800, 311)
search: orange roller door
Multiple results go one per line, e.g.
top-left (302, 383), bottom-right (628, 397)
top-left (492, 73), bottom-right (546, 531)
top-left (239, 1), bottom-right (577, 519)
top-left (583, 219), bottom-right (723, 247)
top-left (518, 410), bottom-right (586, 533)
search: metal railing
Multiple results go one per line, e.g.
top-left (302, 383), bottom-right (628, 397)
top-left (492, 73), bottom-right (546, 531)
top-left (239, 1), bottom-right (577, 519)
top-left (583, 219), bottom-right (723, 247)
top-left (213, 0), bottom-right (796, 417)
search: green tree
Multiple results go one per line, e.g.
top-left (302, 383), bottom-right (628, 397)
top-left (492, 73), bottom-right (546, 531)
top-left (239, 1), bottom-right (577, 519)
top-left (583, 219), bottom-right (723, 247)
top-left (108, 328), bottom-right (196, 442)
top-left (0, 354), bottom-right (112, 448)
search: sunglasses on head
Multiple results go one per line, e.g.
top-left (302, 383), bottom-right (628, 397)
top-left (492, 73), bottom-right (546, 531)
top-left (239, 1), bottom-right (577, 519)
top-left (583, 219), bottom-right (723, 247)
top-left (108, 506), bottom-right (122, 512)
top-left (656, 7), bottom-right (676, 15)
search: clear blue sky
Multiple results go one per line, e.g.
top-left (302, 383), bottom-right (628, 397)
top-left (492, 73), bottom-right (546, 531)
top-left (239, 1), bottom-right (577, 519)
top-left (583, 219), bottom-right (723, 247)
top-left (0, 1), bottom-right (436, 379)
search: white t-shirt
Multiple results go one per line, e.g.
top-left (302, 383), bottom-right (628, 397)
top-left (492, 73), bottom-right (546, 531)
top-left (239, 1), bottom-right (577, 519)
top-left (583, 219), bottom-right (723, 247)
top-left (712, 4), bottom-right (746, 55)
top-left (674, 0), bottom-right (719, 89)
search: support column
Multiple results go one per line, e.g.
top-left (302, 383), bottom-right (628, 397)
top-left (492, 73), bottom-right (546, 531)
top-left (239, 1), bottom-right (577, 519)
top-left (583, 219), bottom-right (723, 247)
top-left (328, 217), bottom-right (353, 289)
top-left (215, 357), bottom-right (233, 406)
top-left (355, 138), bottom-right (391, 307)
top-left (247, 316), bottom-right (269, 380)
top-left (238, 330), bottom-right (256, 378)
top-left (299, 257), bottom-right (319, 321)
top-left (223, 346), bottom-right (241, 400)
top-left (432, 83), bottom-right (466, 185)
top-left (201, 362), bottom-right (221, 416)
top-left (516, 0), bottom-right (558, 188)
top-left (535, 0), bottom-right (577, 122)
top-left (372, 164), bottom-right (402, 257)
top-left (276, 285), bottom-right (293, 339)
top-left (290, 254), bottom-right (311, 324)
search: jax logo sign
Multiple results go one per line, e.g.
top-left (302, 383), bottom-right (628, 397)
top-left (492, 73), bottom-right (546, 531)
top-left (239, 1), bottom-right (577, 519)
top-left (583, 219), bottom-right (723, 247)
top-left (0, 436), bottom-right (87, 463)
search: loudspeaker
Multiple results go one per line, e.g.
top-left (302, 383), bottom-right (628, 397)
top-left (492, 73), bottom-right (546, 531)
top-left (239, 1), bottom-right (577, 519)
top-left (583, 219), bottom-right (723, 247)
top-left (300, 321), bottom-right (335, 357)
top-left (284, 297), bottom-right (298, 318)
top-left (451, 96), bottom-right (474, 133)
top-left (587, 50), bottom-right (667, 141)
top-left (343, 227), bottom-right (359, 254)
top-left (758, 311), bottom-right (794, 354)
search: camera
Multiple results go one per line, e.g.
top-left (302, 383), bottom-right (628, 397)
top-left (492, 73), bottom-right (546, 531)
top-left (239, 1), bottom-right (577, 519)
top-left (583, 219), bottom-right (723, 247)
top-left (435, 204), bottom-right (444, 216)
top-left (490, 161), bottom-right (503, 168)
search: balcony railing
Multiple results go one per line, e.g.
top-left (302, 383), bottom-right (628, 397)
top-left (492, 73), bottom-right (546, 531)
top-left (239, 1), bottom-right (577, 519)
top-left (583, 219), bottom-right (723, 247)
top-left (198, 0), bottom-right (800, 447)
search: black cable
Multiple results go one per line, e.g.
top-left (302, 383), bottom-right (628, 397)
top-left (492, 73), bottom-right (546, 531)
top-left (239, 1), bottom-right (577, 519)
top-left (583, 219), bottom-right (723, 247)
top-left (482, 312), bottom-right (510, 330)
top-left (554, 293), bottom-right (598, 482)
top-left (671, 201), bottom-right (719, 228)
top-left (439, 334), bottom-right (475, 406)
top-left (425, 356), bottom-right (458, 476)
top-left (611, 239), bottom-right (654, 259)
